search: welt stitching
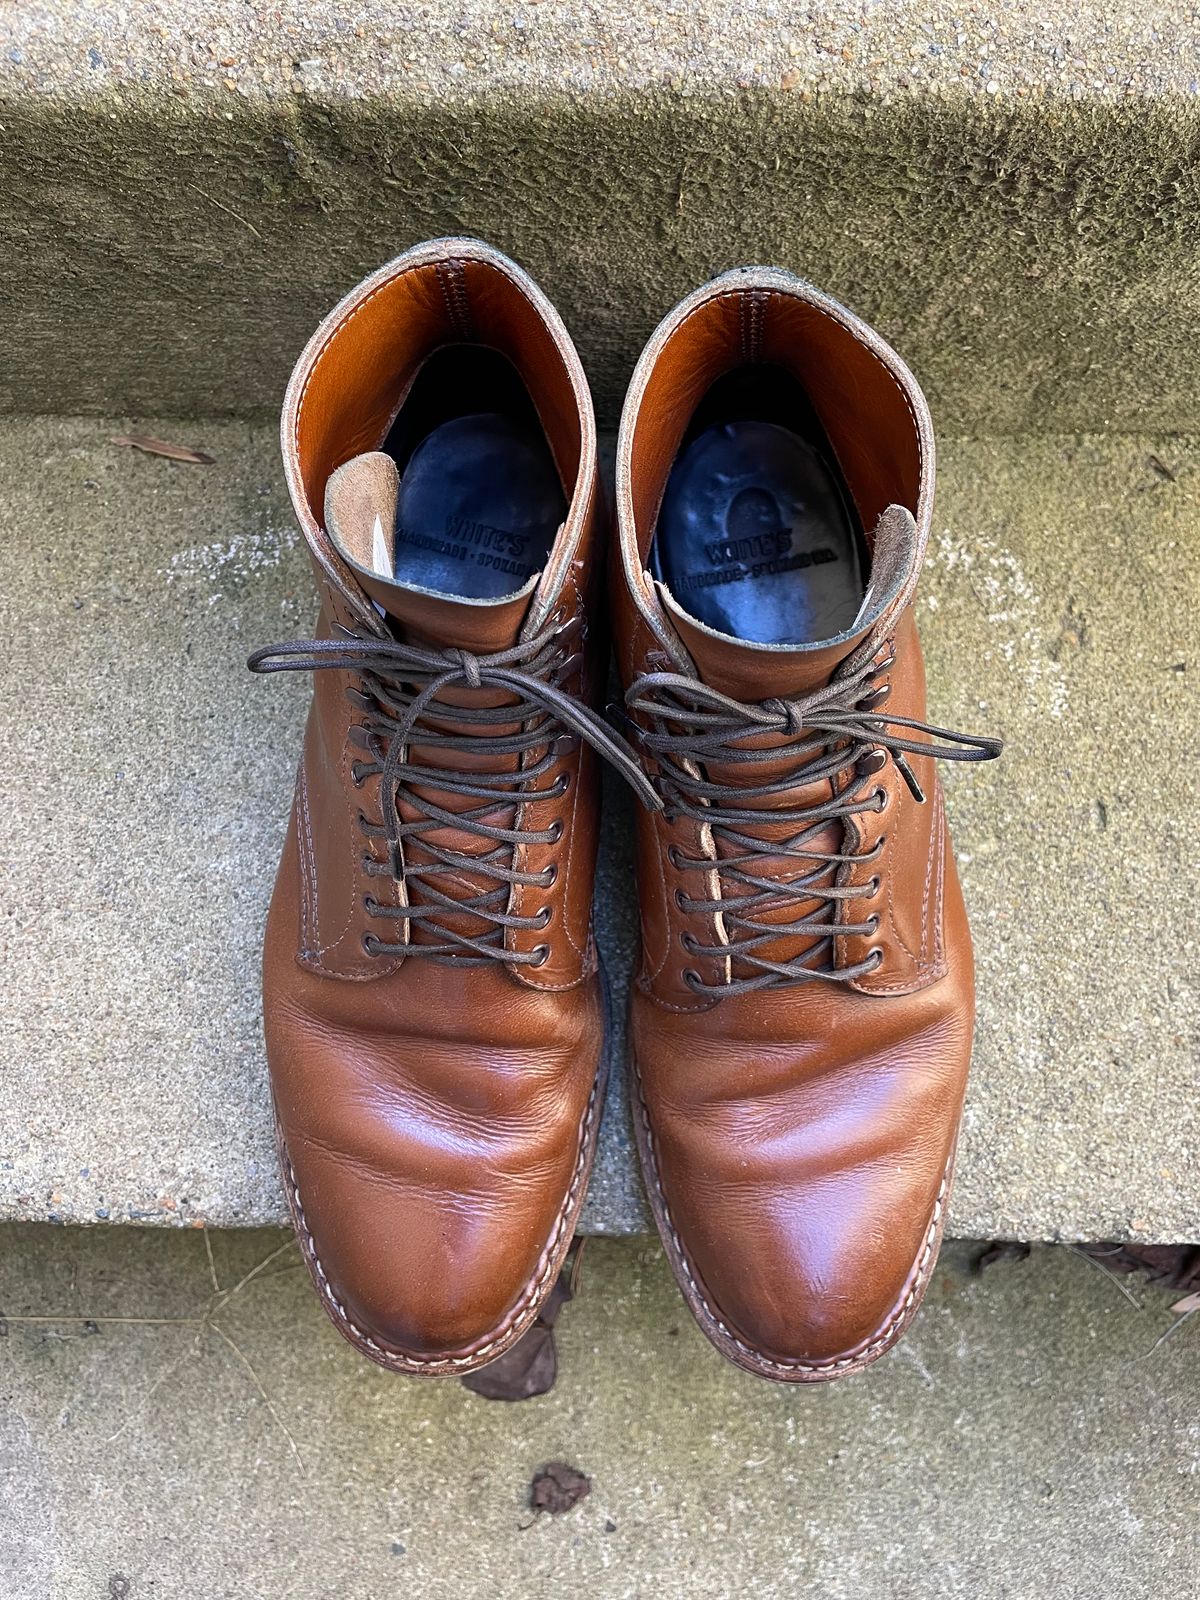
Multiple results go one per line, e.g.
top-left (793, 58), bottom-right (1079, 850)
top-left (635, 1069), bottom-right (944, 1372)
top-left (282, 1076), bottom-right (599, 1371)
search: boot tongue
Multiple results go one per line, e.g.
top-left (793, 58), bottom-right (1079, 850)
top-left (655, 503), bottom-right (919, 983)
top-left (324, 452), bottom-right (534, 652)
top-left (323, 452), bottom-right (543, 956)
top-left (659, 503), bottom-right (917, 699)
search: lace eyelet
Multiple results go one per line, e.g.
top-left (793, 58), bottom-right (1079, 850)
top-left (667, 844), bottom-right (684, 869)
top-left (866, 913), bottom-right (881, 934)
top-left (534, 906), bottom-right (553, 929)
top-left (679, 931), bottom-right (697, 953)
top-left (363, 895), bottom-right (380, 916)
top-left (673, 889), bottom-right (690, 911)
top-left (547, 819), bottom-right (564, 844)
top-left (351, 763), bottom-right (367, 789)
top-left (858, 683), bottom-right (891, 711)
top-left (541, 863), bottom-right (559, 887)
top-left (858, 748), bottom-right (888, 778)
top-left (865, 947), bottom-right (884, 972)
top-left (866, 876), bottom-right (881, 896)
top-left (530, 944), bottom-right (550, 968)
top-left (361, 933), bottom-right (382, 956)
top-left (557, 771), bottom-right (572, 795)
top-left (682, 968), bottom-right (704, 991)
top-left (873, 787), bottom-right (889, 813)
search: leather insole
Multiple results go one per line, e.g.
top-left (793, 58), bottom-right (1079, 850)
top-left (381, 345), bottom-right (567, 600)
top-left (652, 367), bottom-right (866, 645)
top-left (392, 412), bottom-right (565, 599)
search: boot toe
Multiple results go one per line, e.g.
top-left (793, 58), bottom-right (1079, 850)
top-left (669, 1161), bottom-right (949, 1373)
top-left (273, 1022), bottom-right (599, 1371)
top-left (287, 1151), bottom-right (569, 1365)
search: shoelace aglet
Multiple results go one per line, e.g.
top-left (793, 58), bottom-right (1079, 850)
top-left (894, 751), bottom-right (926, 803)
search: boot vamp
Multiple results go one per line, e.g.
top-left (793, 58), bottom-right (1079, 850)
top-left (632, 946), bottom-right (971, 1366)
top-left (265, 831), bottom-right (603, 1361)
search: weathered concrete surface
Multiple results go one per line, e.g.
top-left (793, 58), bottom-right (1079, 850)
top-left (0, 1225), bottom-right (1197, 1600)
top-left (10, 1), bottom-right (1200, 100)
top-left (0, 418), bottom-right (1197, 1238)
top-left (2, 4), bottom-right (1200, 430)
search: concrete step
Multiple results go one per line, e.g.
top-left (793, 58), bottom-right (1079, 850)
top-left (2, 5), bottom-right (1200, 432)
top-left (1, 417), bottom-right (1196, 1240)
top-left (2, 1222), bottom-right (1195, 1598)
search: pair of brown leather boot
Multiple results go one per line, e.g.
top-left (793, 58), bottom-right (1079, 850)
top-left (250, 239), bottom-right (999, 1383)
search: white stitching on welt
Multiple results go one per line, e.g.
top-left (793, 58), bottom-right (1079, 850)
top-left (283, 1077), bottom-right (599, 1370)
top-left (636, 1075), bottom-right (945, 1372)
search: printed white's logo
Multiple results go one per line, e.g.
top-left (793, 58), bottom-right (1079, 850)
top-left (679, 485), bottom-right (838, 595)
top-left (705, 487), bottom-right (792, 566)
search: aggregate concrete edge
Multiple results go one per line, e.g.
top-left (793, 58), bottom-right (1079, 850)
top-left (3, 1228), bottom-right (1197, 1600)
top-left (7, 0), bottom-right (1200, 100)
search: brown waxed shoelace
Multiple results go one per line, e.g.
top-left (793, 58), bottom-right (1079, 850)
top-left (625, 647), bottom-right (1002, 996)
top-left (248, 618), bottom-right (660, 965)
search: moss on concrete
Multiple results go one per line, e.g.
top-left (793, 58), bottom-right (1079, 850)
top-left (2, 78), bottom-right (1200, 428)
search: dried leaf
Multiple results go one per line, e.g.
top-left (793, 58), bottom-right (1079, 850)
top-left (460, 1322), bottom-right (558, 1402)
top-left (112, 434), bottom-right (215, 465)
top-left (973, 1241), bottom-right (1031, 1274)
top-left (460, 1239), bottom-right (585, 1403)
top-left (1078, 1244), bottom-right (1200, 1295)
top-left (529, 1462), bottom-right (591, 1515)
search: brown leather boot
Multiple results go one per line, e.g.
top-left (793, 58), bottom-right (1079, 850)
top-left (613, 269), bottom-right (1001, 1381)
top-left (249, 239), bottom-right (653, 1375)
